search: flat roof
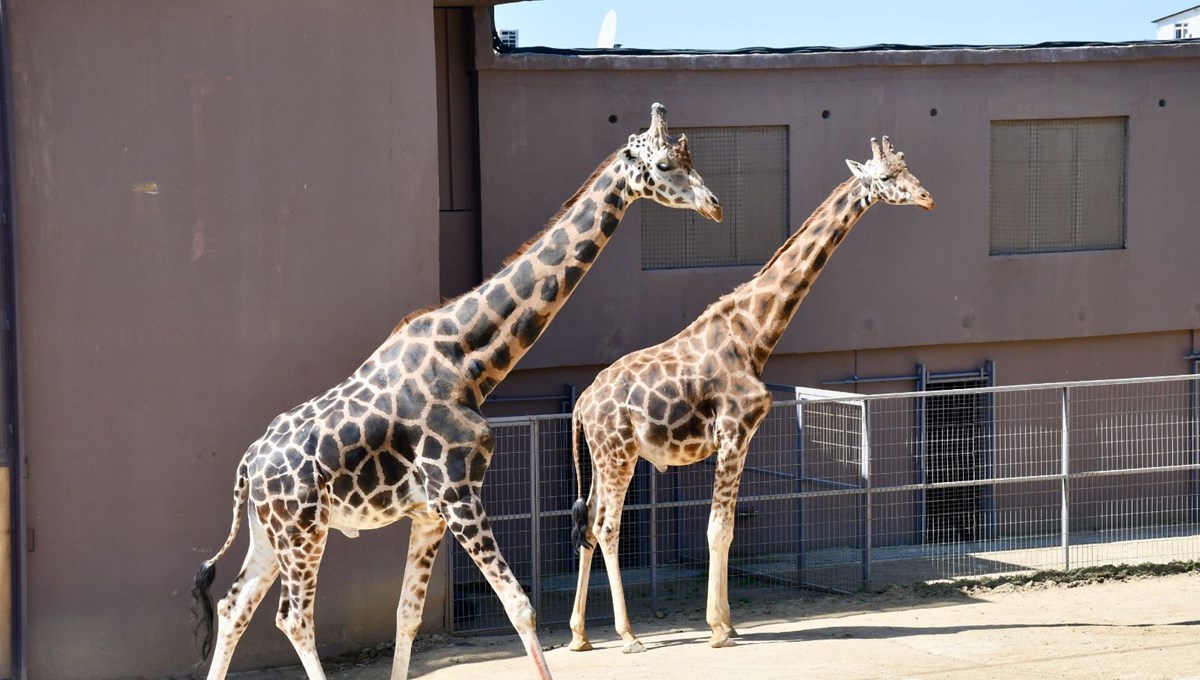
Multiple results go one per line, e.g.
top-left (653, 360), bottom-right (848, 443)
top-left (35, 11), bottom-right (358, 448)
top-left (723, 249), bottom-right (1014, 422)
top-left (482, 39), bottom-right (1200, 71)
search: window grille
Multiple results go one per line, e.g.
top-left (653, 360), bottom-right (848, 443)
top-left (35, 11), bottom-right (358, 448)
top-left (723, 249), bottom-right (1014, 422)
top-left (641, 126), bottom-right (788, 270)
top-left (989, 117), bottom-right (1126, 255)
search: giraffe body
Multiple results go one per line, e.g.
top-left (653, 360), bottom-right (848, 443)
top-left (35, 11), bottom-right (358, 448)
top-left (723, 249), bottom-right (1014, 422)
top-left (191, 104), bottom-right (721, 680)
top-left (568, 137), bottom-right (934, 654)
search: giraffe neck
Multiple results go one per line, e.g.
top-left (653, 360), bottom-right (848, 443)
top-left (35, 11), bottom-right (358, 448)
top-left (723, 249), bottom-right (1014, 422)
top-left (391, 156), bottom-right (634, 403)
top-left (722, 177), bottom-right (874, 373)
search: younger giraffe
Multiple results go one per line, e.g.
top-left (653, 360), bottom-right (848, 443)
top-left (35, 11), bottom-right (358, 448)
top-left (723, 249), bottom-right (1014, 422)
top-left (190, 104), bottom-right (721, 680)
top-left (568, 136), bottom-right (934, 654)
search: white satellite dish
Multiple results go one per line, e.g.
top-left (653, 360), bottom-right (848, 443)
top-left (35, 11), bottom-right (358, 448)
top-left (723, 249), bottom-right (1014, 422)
top-left (597, 9), bottom-right (617, 49)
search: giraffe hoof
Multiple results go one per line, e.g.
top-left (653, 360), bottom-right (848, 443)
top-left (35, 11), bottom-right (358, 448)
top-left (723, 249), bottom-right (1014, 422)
top-left (622, 640), bottom-right (646, 654)
top-left (569, 637), bottom-right (593, 652)
top-left (727, 627), bottom-right (740, 638)
top-left (709, 633), bottom-right (737, 649)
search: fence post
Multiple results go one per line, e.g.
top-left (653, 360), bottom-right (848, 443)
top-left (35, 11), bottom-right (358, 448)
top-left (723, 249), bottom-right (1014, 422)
top-left (444, 526), bottom-right (455, 634)
top-left (1060, 386), bottom-right (1070, 571)
top-left (795, 401), bottom-right (805, 582)
top-left (529, 419), bottom-right (541, 622)
top-left (1190, 372), bottom-right (1199, 524)
top-left (860, 401), bottom-right (872, 590)
top-left (649, 465), bottom-right (658, 612)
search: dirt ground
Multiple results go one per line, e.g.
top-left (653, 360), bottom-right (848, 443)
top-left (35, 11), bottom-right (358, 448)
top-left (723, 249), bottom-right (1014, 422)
top-left (232, 569), bottom-right (1200, 680)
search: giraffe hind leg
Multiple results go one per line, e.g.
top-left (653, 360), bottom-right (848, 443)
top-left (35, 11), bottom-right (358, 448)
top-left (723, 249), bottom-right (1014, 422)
top-left (390, 513), bottom-right (447, 680)
top-left (206, 512), bottom-right (280, 680)
top-left (273, 519), bottom-right (331, 679)
top-left (587, 457), bottom-right (644, 654)
top-left (568, 496), bottom-right (598, 652)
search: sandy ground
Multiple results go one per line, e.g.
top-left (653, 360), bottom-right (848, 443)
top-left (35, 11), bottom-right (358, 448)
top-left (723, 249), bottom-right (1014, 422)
top-left (232, 571), bottom-right (1200, 680)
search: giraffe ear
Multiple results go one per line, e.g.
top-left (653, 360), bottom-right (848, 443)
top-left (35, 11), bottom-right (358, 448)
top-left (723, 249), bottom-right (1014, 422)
top-left (846, 159), bottom-right (869, 183)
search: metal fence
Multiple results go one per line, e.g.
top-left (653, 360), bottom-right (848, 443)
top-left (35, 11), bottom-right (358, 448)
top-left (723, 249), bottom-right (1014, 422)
top-left (448, 374), bottom-right (1200, 633)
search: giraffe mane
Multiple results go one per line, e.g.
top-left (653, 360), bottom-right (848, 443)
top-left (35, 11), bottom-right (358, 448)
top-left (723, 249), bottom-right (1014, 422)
top-left (500, 149), bottom-right (621, 267)
top-left (388, 304), bottom-right (441, 335)
top-left (388, 150), bottom-right (623, 338)
top-left (751, 176), bottom-right (857, 278)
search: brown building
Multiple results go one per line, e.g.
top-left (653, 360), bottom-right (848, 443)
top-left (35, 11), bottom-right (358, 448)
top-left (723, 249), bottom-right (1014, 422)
top-left (477, 40), bottom-right (1200, 406)
top-left (0, 2), bottom-right (1196, 678)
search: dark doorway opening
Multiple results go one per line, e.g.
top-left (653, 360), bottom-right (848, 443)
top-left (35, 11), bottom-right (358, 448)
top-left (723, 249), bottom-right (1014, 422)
top-left (924, 378), bottom-right (989, 544)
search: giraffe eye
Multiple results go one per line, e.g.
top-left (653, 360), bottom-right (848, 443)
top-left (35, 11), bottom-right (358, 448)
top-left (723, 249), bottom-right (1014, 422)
top-left (656, 161), bottom-right (671, 172)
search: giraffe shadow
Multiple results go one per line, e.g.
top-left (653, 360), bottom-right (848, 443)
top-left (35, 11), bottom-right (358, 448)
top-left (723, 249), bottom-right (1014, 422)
top-left (644, 619), bottom-right (1200, 650)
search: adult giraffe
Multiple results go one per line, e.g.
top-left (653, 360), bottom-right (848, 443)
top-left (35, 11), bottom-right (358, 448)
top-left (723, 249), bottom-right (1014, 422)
top-left (191, 104), bottom-right (721, 680)
top-left (568, 136), bottom-right (933, 654)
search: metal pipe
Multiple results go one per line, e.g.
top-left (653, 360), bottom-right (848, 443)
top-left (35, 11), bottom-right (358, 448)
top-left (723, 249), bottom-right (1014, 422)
top-left (916, 364), bottom-right (927, 543)
top-left (649, 466), bottom-right (658, 612)
top-left (477, 460), bottom-right (1200, 525)
top-left (1060, 386), bottom-right (1071, 571)
top-left (1186, 357), bottom-right (1198, 493)
top-left (795, 373), bottom-right (1200, 405)
top-left (795, 402), bottom-right (805, 582)
top-left (860, 404), bottom-right (872, 590)
top-left (983, 359), bottom-right (998, 541)
top-left (529, 420), bottom-right (541, 620)
top-left (672, 467), bottom-right (682, 571)
top-left (822, 368), bottom-right (988, 387)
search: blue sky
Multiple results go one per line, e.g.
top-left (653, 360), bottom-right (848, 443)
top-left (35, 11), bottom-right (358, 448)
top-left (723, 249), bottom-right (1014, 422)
top-left (495, 1), bottom-right (1190, 50)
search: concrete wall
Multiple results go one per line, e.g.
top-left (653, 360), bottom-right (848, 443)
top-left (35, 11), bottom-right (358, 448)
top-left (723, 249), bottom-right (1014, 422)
top-left (473, 44), bottom-right (1200, 392)
top-left (7, 2), bottom-right (440, 677)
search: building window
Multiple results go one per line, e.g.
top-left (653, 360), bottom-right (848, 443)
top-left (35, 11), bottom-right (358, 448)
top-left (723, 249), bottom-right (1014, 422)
top-left (497, 29), bottom-right (519, 49)
top-left (1174, 23), bottom-right (1188, 39)
top-left (641, 125), bottom-right (788, 270)
top-left (989, 117), bottom-right (1127, 255)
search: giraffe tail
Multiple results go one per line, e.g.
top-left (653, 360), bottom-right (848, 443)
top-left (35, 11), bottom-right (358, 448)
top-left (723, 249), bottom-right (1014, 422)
top-left (570, 410), bottom-right (593, 552)
top-left (190, 460), bottom-right (250, 665)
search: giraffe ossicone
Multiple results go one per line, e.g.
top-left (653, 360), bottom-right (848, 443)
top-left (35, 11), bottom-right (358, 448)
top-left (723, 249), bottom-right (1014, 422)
top-left (567, 136), bottom-right (934, 655)
top-left (190, 103), bottom-right (721, 680)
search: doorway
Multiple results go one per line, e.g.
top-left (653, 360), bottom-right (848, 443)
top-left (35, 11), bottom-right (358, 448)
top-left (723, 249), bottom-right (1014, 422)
top-left (923, 377), bottom-right (989, 544)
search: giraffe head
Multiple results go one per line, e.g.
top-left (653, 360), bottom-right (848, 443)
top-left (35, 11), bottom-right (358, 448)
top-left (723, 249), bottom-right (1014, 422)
top-left (622, 103), bottom-right (723, 222)
top-left (845, 136), bottom-right (936, 211)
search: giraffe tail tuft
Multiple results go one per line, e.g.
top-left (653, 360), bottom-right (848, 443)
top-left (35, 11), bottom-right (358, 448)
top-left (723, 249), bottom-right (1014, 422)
top-left (571, 498), bottom-right (592, 552)
top-left (190, 560), bottom-right (218, 663)
top-left (191, 460), bottom-right (250, 667)
top-left (570, 409), bottom-right (593, 552)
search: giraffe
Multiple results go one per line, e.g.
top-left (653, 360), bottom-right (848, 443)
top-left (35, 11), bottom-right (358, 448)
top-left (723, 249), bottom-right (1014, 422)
top-left (567, 136), bottom-right (934, 654)
top-left (189, 103), bottom-right (722, 680)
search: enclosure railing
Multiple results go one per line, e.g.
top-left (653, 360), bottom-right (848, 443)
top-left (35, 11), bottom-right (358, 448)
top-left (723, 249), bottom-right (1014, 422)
top-left (448, 373), bottom-right (1200, 633)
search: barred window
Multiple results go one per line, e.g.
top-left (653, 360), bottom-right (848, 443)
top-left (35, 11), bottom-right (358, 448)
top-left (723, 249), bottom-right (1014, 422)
top-left (989, 117), bottom-right (1127, 255)
top-left (641, 126), bottom-right (788, 270)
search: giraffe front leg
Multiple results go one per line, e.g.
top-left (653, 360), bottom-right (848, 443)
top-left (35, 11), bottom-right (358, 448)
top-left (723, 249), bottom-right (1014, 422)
top-left (706, 439), bottom-right (750, 649)
top-left (447, 493), bottom-right (554, 679)
top-left (391, 514), bottom-right (447, 680)
top-left (705, 506), bottom-right (737, 648)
